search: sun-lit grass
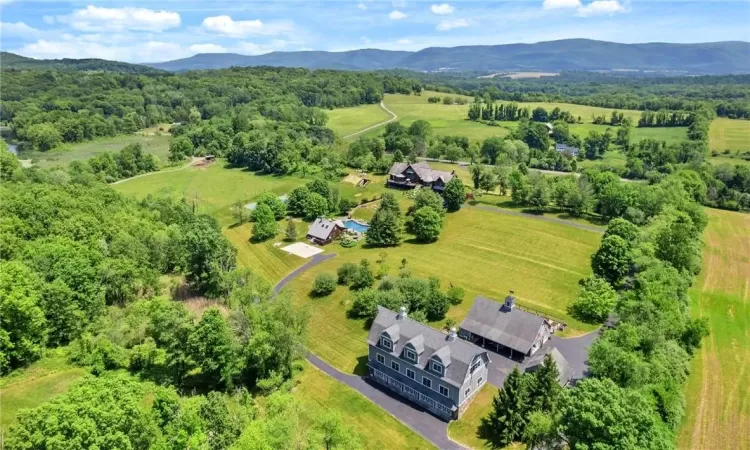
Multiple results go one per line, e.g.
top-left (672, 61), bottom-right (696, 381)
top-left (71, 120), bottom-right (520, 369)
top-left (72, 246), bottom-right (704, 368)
top-left (448, 384), bottom-right (497, 449)
top-left (709, 118), bottom-right (750, 152)
top-left (295, 361), bottom-right (434, 449)
top-left (678, 208), bottom-right (750, 450)
top-left (326, 103), bottom-right (391, 137)
top-left (17, 134), bottom-right (172, 169)
top-left (283, 205), bottom-right (600, 374)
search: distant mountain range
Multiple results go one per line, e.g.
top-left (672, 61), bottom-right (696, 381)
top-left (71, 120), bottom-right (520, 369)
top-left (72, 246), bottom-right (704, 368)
top-left (0, 52), bottom-right (165, 74)
top-left (146, 39), bottom-right (750, 74)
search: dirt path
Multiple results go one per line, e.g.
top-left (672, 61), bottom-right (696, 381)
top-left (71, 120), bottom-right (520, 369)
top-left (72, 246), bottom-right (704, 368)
top-left (343, 101), bottom-right (398, 139)
top-left (111, 157), bottom-right (199, 185)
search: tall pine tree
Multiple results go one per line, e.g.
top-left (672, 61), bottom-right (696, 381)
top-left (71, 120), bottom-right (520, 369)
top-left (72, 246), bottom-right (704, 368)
top-left (528, 353), bottom-right (562, 413)
top-left (483, 367), bottom-right (528, 447)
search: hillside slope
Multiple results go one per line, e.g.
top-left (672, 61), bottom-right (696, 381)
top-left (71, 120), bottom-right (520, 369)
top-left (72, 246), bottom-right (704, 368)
top-left (0, 52), bottom-right (164, 74)
top-left (146, 39), bottom-right (750, 73)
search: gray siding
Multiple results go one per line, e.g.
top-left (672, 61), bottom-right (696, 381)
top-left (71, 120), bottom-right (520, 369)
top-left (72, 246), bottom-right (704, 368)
top-left (458, 354), bottom-right (489, 405)
top-left (369, 345), bottom-right (459, 417)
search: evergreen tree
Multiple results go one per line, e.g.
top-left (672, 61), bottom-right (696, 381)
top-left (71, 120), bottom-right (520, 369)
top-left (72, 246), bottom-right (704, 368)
top-left (528, 354), bottom-right (562, 413)
top-left (285, 219), bottom-right (298, 241)
top-left (483, 367), bottom-right (528, 448)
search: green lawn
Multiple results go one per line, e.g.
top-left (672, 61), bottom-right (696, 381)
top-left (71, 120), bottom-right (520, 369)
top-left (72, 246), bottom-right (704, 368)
top-left (448, 384), bottom-right (497, 449)
top-left (709, 118), bottom-right (750, 152)
top-left (283, 205), bottom-right (600, 374)
top-left (678, 208), bottom-right (750, 450)
top-left (326, 103), bottom-right (391, 138)
top-left (295, 361), bottom-right (434, 449)
top-left (578, 150), bottom-right (627, 171)
top-left (17, 134), bottom-right (172, 169)
top-left (0, 350), bottom-right (88, 434)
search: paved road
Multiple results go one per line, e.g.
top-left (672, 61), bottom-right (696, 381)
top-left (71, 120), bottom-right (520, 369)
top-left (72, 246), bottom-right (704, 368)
top-left (547, 329), bottom-right (601, 382)
top-left (307, 354), bottom-right (466, 450)
top-left (468, 203), bottom-right (604, 233)
top-left (343, 101), bottom-right (398, 139)
top-left (274, 253), bottom-right (337, 293)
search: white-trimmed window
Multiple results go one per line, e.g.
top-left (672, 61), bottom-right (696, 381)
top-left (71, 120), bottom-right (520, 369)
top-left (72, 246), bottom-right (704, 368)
top-left (391, 361), bottom-right (400, 372)
top-left (465, 387), bottom-right (471, 397)
top-left (376, 354), bottom-right (385, 365)
top-left (422, 376), bottom-right (432, 389)
top-left (470, 358), bottom-right (483, 374)
top-left (477, 376), bottom-right (484, 386)
top-left (405, 348), bottom-right (417, 362)
top-left (439, 385), bottom-right (449, 397)
top-left (431, 360), bottom-right (444, 375)
top-left (406, 368), bottom-right (415, 380)
top-left (381, 336), bottom-right (392, 351)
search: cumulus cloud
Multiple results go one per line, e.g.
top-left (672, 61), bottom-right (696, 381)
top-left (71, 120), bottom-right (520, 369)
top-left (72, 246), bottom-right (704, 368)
top-left (57, 6), bottom-right (181, 32)
top-left (430, 4), bottom-right (455, 15)
top-left (577, 0), bottom-right (628, 16)
top-left (436, 18), bottom-right (468, 31)
top-left (0, 21), bottom-right (42, 38)
top-left (389, 10), bottom-right (408, 20)
top-left (15, 37), bottom-right (190, 62)
top-left (543, 0), bottom-right (582, 9)
top-left (358, 2), bottom-right (367, 10)
top-left (189, 43), bottom-right (228, 54)
top-left (201, 15), bottom-right (293, 37)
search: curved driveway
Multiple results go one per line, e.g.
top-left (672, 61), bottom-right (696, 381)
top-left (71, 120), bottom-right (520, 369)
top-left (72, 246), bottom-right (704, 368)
top-left (343, 101), bottom-right (398, 139)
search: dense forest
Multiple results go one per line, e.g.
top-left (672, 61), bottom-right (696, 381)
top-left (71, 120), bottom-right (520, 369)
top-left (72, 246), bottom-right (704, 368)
top-left (0, 67), bottom-right (421, 151)
top-left (0, 51), bottom-right (164, 74)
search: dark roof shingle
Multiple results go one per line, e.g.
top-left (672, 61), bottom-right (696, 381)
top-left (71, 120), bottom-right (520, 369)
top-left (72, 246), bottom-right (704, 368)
top-left (460, 296), bottom-right (547, 354)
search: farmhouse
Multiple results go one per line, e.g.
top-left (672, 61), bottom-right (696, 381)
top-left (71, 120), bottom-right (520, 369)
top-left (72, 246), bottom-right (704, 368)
top-left (306, 217), bottom-right (345, 245)
top-left (459, 294), bottom-right (552, 359)
top-left (525, 347), bottom-right (574, 386)
top-left (387, 162), bottom-right (456, 192)
top-left (555, 143), bottom-right (580, 157)
top-left (367, 306), bottom-right (490, 420)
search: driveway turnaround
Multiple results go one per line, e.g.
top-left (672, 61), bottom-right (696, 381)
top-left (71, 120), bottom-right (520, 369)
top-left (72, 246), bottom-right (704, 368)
top-left (307, 354), bottom-right (466, 450)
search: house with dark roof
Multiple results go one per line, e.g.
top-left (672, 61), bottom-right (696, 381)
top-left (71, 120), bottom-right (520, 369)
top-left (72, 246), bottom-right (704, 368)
top-left (525, 347), bottom-right (574, 386)
top-left (459, 294), bottom-right (552, 359)
top-left (306, 217), bottom-right (345, 245)
top-left (367, 306), bottom-right (490, 420)
top-left (387, 162), bottom-right (455, 192)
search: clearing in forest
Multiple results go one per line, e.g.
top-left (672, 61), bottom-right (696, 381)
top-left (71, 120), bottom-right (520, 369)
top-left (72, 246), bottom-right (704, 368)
top-left (326, 103), bottom-right (391, 137)
top-left (678, 208), bottom-right (750, 450)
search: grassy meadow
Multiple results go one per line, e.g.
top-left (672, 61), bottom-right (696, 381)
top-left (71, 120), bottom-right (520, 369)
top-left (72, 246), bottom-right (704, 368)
top-left (709, 118), bottom-right (750, 152)
top-left (326, 103), bottom-right (391, 137)
top-left (17, 133), bottom-right (172, 169)
top-left (678, 208), bottom-right (750, 450)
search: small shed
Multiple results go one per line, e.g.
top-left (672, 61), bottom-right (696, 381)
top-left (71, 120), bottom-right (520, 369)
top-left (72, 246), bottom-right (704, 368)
top-left (524, 347), bottom-right (574, 386)
top-left (306, 217), bottom-right (345, 245)
top-left (205, 154), bottom-right (216, 161)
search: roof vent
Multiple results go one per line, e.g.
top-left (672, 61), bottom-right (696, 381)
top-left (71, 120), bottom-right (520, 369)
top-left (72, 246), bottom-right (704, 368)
top-left (398, 306), bottom-right (407, 320)
top-left (448, 327), bottom-right (457, 341)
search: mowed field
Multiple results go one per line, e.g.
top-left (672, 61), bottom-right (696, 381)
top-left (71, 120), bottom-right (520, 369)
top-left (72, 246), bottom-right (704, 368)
top-left (678, 209), bottom-right (750, 450)
top-left (17, 133), bottom-right (172, 169)
top-left (326, 103), bottom-right (391, 137)
top-left (709, 118), bottom-right (750, 152)
top-left (283, 205), bottom-right (601, 374)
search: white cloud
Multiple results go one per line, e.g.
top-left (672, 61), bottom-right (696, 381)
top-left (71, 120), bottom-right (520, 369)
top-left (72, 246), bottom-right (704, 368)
top-left (234, 40), bottom-right (287, 55)
top-left (577, 0), bottom-right (628, 16)
top-left (396, 38), bottom-right (412, 45)
top-left (0, 21), bottom-right (42, 38)
top-left (436, 18), bottom-right (469, 31)
top-left (189, 43), bottom-right (227, 54)
top-left (57, 6), bottom-right (181, 32)
top-left (0, 0), bottom-right (17, 5)
top-left (430, 4), bottom-right (455, 15)
top-left (389, 10), bottom-right (408, 20)
top-left (357, 2), bottom-right (367, 10)
top-left (201, 15), bottom-right (293, 37)
top-left (543, 0), bottom-right (582, 9)
top-left (15, 37), bottom-right (190, 63)
top-left (43, 16), bottom-right (56, 25)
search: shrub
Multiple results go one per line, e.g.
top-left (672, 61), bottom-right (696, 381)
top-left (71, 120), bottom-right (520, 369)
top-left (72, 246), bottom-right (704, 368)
top-left (311, 273), bottom-right (336, 297)
top-left (351, 259), bottom-right (375, 290)
top-left (337, 262), bottom-right (358, 285)
top-left (568, 276), bottom-right (617, 323)
top-left (447, 286), bottom-right (465, 305)
top-left (412, 206), bottom-right (443, 242)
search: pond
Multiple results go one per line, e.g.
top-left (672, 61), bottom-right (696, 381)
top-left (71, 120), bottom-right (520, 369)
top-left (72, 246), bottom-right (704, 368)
top-left (343, 219), bottom-right (369, 233)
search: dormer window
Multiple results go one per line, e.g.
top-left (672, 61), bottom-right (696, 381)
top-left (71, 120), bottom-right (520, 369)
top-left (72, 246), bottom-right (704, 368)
top-left (381, 336), bottom-right (392, 351)
top-left (405, 348), bottom-right (417, 362)
top-left (431, 360), bottom-right (444, 375)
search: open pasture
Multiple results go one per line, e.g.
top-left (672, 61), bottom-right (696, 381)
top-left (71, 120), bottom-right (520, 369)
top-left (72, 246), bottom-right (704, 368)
top-left (709, 118), bottom-right (750, 152)
top-left (283, 205), bottom-right (601, 374)
top-left (678, 208), bottom-right (750, 450)
top-left (326, 103), bottom-right (391, 137)
top-left (17, 134), bottom-right (172, 169)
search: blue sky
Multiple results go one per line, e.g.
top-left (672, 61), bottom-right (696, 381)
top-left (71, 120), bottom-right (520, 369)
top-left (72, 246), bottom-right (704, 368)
top-left (1, 0), bottom-right (749, 63)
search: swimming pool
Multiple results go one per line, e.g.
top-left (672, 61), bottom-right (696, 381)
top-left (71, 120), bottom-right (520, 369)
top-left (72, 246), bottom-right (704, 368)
top-left (343, 219), bottom-right (369, 233)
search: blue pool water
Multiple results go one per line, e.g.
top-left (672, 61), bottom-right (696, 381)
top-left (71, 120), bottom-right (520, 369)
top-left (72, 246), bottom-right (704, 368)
top-left (344, 219), bottom-right (369, 233)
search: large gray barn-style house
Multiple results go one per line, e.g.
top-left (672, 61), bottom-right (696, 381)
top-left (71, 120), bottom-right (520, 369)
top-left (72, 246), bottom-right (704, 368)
top-left (459, 293), bottom-right (552, 360)
top-left (367, 306), bottom-right (490, 420)
top-left (387, 161), bottom-right (455, 192)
